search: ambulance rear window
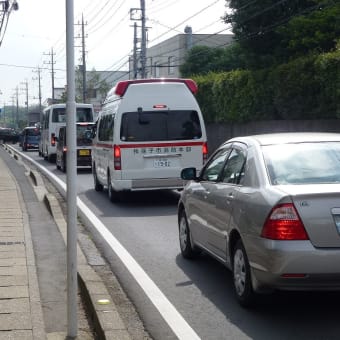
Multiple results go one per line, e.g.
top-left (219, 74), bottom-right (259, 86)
top-left (120, 110), bottom-right (202, 142)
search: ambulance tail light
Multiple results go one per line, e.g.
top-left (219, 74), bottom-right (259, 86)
top-left (51, 133), bottom-right (56, 146)
top-left (114, 145), bottom-right (121, 170)
top-left (203, 142), bottom-right (208, 164)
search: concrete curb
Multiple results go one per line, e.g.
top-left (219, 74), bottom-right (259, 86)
top-left (4, 145), bottom-right (132, 340)
top-left (41, 192), bottom-right (131, 340)
top-left (1, 147), bottom-right (46, 340)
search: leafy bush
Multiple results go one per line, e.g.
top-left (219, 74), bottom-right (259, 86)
top-left (194, 50), bottom-right (340, 123)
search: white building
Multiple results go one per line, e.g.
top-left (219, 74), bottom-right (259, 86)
top-left (137, 27), bottom-right (234, 78)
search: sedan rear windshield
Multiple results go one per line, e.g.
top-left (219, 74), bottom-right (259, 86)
top-left (25, 128), bottom-right (40, 136)
top-left (120, 110), bottom-right (202, 142)
top-left (263, 142), bottom-right (340, 185)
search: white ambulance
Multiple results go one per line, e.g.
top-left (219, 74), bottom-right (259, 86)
top-left (40, 103), bottom-right (94, 162)
top-left (91, 78), bottom-right (208, 202)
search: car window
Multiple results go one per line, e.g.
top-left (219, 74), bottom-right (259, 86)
top-left (52, 108), bottom-right (66, 123)
top-left (120, 110), bottom-right (202, 142)
top-left (263, 142), bottom-right (340, 185)
top-left (221, 148), bottom-right (246, 184)
top-left (26, 128), bottom-right (40, 136)
top-left (76, 124), bottom-right (94, 146)
top-left (98, 115), bottom-right (113, 141)
top-left (201, 147), bottom-right (230, 182)
top-left (76, 108), bottom-right (93, 122)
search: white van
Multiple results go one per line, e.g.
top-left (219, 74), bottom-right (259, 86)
top-left (40, 103), bottom-right (94, 162)
top-left (91, 78), bottom-right (208, 202)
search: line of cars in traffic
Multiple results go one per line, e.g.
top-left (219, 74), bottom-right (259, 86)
top-left (12, 78), bottom-right (340, 307)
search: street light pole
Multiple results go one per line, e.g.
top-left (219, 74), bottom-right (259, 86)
top-left (65, 0), bottom-right (78, 337)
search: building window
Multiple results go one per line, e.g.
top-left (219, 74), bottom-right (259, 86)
top-left (148, 57), bottom-right (153, 77)
top-left (154, 62), bottom-right (160, 78)
top-left (168, 56), bottom-right (175, 75)
top-left (87, 89), bottom-right (97, 99)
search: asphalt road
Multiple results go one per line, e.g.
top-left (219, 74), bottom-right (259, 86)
top-left (17, 148), bottom-right (340, 340)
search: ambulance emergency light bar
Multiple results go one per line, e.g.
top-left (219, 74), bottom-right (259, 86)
top-left (114, 78), bottom-right (198, 97)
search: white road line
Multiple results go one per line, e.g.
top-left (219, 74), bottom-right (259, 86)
top-left (78, 199), bottom-right (201, 340)
top-left (15, 147), bottom-right (201, 340)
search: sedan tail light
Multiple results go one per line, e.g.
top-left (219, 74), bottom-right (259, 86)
top-left (261, 203), bottom-right (309, 240)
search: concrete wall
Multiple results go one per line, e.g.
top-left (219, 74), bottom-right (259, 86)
top-left (206, 120), bottom-right (340, 154)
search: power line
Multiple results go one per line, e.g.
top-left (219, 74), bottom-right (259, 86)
top-left (87, 0), bottom-right (125, 34)
top-left (0, 62), bottom-right (62, 71)
top-left (148, 0), bottom-right (221, 44)
top-left (86, 12), bottom-right (130, 53)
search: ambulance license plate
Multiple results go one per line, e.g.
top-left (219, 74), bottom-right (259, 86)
top-left (154, 159), bottom-right (170, 167)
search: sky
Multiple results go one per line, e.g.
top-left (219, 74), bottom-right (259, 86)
top-left (0, 0), bottom-right (231, 108)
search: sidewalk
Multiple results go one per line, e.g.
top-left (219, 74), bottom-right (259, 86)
top-left (0, 153), bottom-right (45, 339)
top-left (0, 145), bottom-right (136, 340)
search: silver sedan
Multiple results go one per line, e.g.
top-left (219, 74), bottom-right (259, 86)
top-left (178, 132), bottom-right (340, 306)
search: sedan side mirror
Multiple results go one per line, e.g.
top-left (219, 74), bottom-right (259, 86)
top-left (181, 167), bottom-right (198, 181)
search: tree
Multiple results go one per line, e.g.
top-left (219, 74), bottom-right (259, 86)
top-left (85, 69), bottom-right (111, 101)
top-left (180, 43), bottom-right (249, 77)
top-left (223, 0), bottom-right (339, 67)
top-left (180, 46), bottom-right (225, 76)
top-left (277, 2), bottom-right (340, 60)
top-left (61, 68), bottom-right (111, 103)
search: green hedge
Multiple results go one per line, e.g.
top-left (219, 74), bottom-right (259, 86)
top-left (193, 50), bottom-right (340, 123)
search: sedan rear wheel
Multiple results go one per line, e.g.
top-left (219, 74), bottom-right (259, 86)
top-left (232, 239), bottom-right (254, 307)
top-left (179, 210), bottom-right (199, 259)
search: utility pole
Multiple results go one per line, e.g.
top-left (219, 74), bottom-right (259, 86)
top-left (81, 14), bottom-right (87, 102)
top-left (33, 66), bottom-right (42, 123)
top-left (65, 0), bottom-right (78, 336)
top-left (14, 86), bottom-right (19, 128)
top-left (140, 0), bottom-right (147, 79)
top-left (130, 1), bottom-right (148, 79)
top-left (20, 78), bottom-right (28, 114)
top-left (44, 48), bottom-right (56, 103)
top-left (133, 22), bottom-right (138, 79)
top-left (11, 95), bottom-right (15, 126)
top-left (0, 0), bottom-right (19, 48)
top-left (76, 13), bottom-right (87, 103)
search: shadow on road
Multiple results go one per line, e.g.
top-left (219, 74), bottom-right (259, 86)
top-left (175, 252), bottom-right (340, 340)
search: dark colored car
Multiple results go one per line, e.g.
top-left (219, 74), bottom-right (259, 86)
top-left (56, 123), bottom-right (94, 172)
top-left (0, 128), bottom-right (19, 144)
top-left (21, 126), bottom-right (40, 151)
